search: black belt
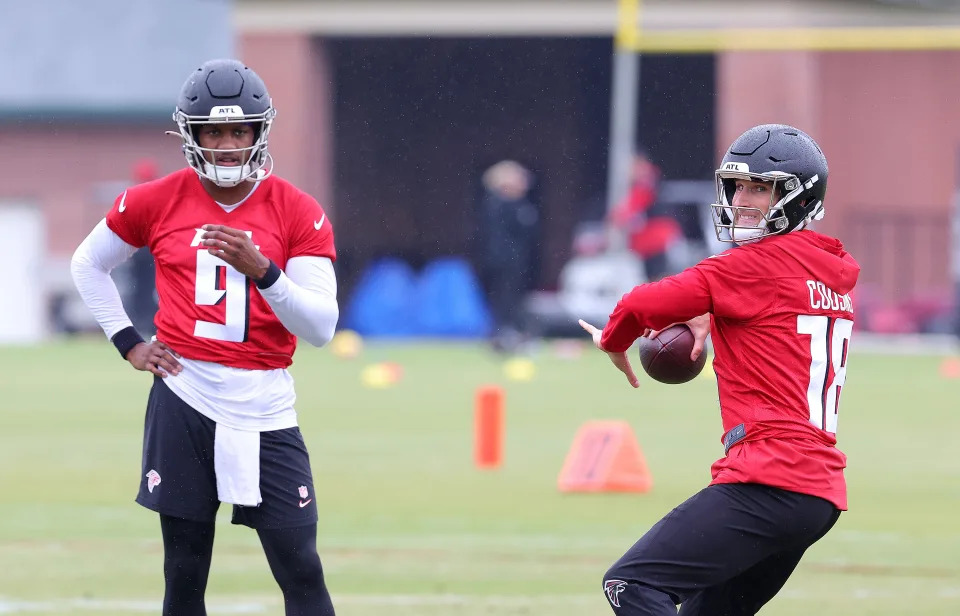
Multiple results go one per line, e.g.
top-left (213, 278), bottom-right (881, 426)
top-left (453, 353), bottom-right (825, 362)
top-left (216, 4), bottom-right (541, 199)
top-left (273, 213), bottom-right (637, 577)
top-left (722, 423), bottom-right (746, 454)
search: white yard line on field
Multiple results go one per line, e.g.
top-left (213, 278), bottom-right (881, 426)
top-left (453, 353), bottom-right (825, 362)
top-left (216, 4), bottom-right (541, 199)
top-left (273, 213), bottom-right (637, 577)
top-left (0, 599), bottom-right (265, 614)
top-left (0, 595), bottom-right (598, 614)
top-left (1, 588), bottom-right (958, 613)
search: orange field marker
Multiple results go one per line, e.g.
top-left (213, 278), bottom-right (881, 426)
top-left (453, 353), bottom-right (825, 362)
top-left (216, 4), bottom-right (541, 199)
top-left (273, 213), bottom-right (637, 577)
top-left (474, 385), bottom-right (504, 469)
top-left (940, 357), bottom-right (960, 379)
top-left (557, 420), bottom-right (652, 492)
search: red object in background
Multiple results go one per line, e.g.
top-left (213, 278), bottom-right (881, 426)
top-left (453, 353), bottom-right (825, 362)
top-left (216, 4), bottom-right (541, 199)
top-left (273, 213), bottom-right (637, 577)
top-left (609, 160), bottom-right (660, 227)
top-left (133, 158), bottom-right (159, 183)
top-left (608, 156), bottom-right (682, 259)
top-left (629, 217), bottom-right (683, 259)
top-left (868, 304), bottom-right (919, 334)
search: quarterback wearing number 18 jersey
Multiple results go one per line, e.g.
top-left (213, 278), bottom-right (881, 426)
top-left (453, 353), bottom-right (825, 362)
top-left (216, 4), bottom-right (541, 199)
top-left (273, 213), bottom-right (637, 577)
top-left (602, 230), bottom-right (857, 510)
top-left (591, 124), bottom-right (860, 616)
top-left (106, 167), bottom-right (335, 371)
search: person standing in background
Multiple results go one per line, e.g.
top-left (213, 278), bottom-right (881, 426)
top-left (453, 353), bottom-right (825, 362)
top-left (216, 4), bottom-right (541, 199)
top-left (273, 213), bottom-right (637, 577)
top-left (476, 159), bottom-right (540, 353)
top-left (607, 149), bottom-right (683, 280)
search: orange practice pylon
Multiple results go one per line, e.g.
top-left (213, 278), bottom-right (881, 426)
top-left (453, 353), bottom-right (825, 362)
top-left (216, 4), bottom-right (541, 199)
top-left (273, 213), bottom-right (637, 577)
top-left (474, 385), bottom-right (504, 468)
top-left (940, 357), bottom-right (960, 379)
top-left (557, 420), bottom-right (652, 493)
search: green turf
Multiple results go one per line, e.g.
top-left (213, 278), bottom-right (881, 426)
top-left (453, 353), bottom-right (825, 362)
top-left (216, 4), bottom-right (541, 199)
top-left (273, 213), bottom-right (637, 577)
top-left (0, 337), bottom-right (957, 615)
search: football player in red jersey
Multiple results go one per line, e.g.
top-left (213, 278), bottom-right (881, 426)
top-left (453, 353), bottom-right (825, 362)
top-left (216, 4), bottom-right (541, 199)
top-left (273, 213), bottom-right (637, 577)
top-left (71, 59), bottom-right (338, 616)
top-left (581, 124), bottom-right (859, 616)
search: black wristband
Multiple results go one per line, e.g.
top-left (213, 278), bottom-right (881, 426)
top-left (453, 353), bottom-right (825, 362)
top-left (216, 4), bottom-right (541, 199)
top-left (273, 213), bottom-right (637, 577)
top-left (111, 326), bottom-right (145, 359)
top-left (255, 260), bottom-right (283, 289)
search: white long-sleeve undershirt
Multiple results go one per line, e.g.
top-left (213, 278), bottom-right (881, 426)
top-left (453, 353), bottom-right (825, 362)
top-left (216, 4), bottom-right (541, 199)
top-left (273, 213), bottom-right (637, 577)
top-left (258, 257), bottom-right (339, 347)
top-left (70, 218), bottom-right (339, 348)
top-left (70, 219), bottom-right (138, 339)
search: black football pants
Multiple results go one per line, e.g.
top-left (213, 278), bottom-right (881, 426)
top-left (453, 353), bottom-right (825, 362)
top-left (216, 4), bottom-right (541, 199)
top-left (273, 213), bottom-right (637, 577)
top-left (603, 483), bottom-right (840, 616)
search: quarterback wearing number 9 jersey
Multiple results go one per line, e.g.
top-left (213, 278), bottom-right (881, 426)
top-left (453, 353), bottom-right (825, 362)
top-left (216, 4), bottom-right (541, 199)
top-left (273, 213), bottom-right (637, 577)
top-left (581, 125), bottom-right (859, 616)
top-left (71, 59), bottom-right (338, 615)
top-left (104, 164), bottom-right (334, 369)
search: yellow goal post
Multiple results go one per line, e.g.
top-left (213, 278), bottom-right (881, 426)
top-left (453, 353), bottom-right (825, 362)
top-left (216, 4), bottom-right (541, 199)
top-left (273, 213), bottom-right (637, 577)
top-left (616, 0), bottom-right (960, 53)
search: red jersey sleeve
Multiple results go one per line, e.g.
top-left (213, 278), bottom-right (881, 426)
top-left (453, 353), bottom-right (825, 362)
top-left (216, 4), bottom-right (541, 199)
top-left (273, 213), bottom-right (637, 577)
top-left (104, 187), bottom-right (152, 248)
top-left (599, 245), bottom-right (778, 353)
top-left (287, 194), bottom-right (336, 261)
top-left (600, 267), bottom-right (713, 353)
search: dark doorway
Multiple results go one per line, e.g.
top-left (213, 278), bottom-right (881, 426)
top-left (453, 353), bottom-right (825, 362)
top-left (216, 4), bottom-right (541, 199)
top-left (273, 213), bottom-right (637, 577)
top-left (327, 38), bottom-right (714, 298)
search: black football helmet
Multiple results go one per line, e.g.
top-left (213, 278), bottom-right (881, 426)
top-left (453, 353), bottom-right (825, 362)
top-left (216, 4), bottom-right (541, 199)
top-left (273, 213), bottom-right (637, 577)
top-left (171, 59), bottom-right (276, 187)
top-left (712, 124), bottom-right (828, 244)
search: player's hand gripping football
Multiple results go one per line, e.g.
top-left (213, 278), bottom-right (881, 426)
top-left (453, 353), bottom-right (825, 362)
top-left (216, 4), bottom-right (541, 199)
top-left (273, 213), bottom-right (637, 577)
top-left (126, 340), bottom-right (182, 378)
top-left (578, 319), bottom-right (640, 389)
top-left (643, 313), bottom-right (710, 361)
top-left (201, 224), bottom-right (271, 280)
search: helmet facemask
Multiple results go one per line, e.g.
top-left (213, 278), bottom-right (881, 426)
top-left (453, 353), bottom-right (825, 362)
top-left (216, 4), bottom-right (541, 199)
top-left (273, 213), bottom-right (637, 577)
top-left (173, 106), bottom-right (276, 188)
top-left (712, 169), bottom-right (823, 245)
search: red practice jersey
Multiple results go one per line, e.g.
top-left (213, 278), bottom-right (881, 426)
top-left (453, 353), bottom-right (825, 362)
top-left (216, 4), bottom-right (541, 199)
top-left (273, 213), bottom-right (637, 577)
top-left (601, 230), bottom-right (859, 509)
top-left (106, 169), bottom-right (336, 370)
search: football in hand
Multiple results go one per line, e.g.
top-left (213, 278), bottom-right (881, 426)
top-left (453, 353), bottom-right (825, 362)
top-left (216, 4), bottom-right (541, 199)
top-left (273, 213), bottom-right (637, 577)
top-left (637, 324), bottom-right (706, 384)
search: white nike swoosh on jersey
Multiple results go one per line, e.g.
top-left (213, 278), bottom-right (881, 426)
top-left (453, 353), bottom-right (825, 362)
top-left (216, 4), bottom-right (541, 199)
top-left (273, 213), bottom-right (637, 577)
top-left (299, 499), bottom-right (313, 508)
top-left (707, 253), bottom-right (729, 259)
top-left (118, 191), bottom-right (128, 213)
top-left (314, 215), bottom-right (325, 231)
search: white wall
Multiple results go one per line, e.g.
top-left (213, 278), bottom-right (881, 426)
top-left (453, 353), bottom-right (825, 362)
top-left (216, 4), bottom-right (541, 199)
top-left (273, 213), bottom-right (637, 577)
top-left (0, 204), bottom-right (46, 344)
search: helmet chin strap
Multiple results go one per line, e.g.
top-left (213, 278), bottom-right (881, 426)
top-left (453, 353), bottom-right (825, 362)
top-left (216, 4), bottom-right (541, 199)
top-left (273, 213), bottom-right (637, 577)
top-left (202, 162), bottom-right (253, 188)
top-left (731, 225), bottom-right (765, 245)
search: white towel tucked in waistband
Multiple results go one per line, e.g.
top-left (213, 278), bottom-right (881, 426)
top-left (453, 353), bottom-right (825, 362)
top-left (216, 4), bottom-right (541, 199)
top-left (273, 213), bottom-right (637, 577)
top-left (214, 423), bottom-right (262, 506)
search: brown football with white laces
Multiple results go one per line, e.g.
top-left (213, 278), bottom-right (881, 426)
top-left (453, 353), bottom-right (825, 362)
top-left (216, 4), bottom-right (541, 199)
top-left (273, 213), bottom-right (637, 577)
top-left (637, 324), bottom-right (706, 384)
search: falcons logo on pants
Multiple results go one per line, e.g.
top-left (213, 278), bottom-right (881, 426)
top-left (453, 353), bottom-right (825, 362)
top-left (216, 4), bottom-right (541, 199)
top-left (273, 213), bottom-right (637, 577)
top-left (146, 469), bottom-right (162, 493)
top-left (604, 579), bottom-right (627, 607)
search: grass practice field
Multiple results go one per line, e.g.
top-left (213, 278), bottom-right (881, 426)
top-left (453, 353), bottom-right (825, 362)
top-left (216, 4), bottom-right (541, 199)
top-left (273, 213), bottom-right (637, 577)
top-left (0, 337), bottom-right (958, 615)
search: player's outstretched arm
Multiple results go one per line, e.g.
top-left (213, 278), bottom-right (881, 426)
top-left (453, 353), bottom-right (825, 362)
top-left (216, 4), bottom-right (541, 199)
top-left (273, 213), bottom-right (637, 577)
top-left (579, 319), bottom-right (640, 388)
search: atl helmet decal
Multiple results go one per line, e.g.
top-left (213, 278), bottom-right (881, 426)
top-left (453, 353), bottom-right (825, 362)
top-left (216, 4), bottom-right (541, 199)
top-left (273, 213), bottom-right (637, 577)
top-left (604, 579), bottom-right (627, 607)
